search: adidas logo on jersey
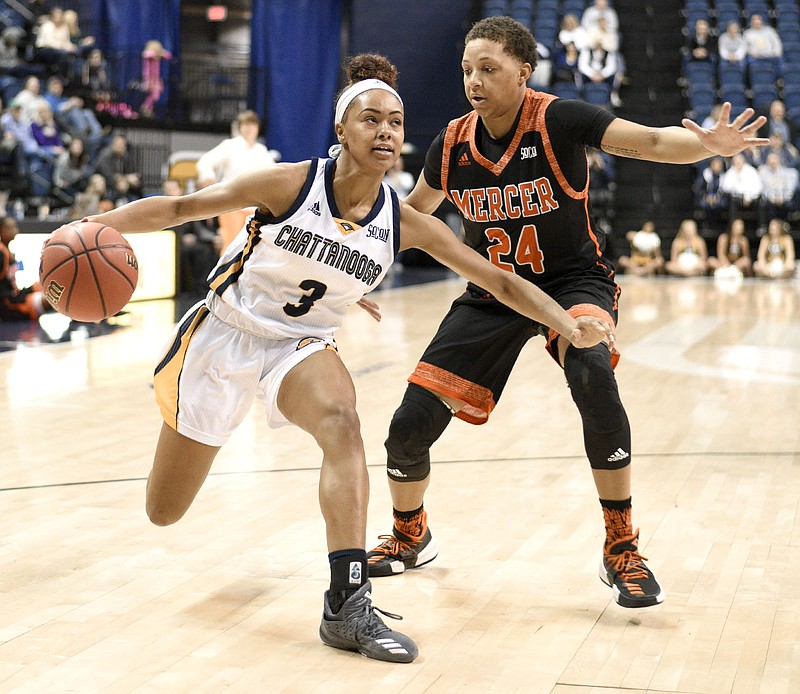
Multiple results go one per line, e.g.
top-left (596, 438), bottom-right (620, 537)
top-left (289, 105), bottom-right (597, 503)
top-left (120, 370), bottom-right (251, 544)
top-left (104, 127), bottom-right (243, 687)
top-left (457, 152), bottom-right (470, 166)
top-left (309, 201), bottom-right (321, 216)
top-left (607, 447), bottom-right (629, 463)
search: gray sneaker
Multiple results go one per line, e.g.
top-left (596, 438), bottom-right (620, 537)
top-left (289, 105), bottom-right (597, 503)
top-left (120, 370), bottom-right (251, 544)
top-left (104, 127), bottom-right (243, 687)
top-left (319, 581), bottom-right (418, 663)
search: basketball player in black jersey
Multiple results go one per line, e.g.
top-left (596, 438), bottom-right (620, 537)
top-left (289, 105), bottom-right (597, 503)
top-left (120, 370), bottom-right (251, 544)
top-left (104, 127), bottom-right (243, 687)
top-left (367, 16), bottom-right (769, 608)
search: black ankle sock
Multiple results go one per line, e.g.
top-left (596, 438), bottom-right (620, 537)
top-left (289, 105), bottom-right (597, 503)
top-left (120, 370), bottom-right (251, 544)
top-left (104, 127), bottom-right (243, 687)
top-left (599, 497), bottom-right (632, 511)
top-left (328, 549), bottom-right (367, 612)
top-left (393, 504), bottom-right (423, 521)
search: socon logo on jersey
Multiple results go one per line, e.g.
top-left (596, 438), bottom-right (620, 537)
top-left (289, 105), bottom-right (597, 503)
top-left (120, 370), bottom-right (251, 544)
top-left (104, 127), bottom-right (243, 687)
top-left (520, 146), bottom-right (538, 160)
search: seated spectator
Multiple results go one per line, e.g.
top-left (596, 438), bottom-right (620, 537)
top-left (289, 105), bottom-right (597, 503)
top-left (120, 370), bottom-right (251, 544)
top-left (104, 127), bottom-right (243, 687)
top-left (666, 219), bottom-right (709, 276)
top-left (196, 109), bottom-right (278, 251)
top-left (743, 13), bottom-right (782, 75)
top-left (587, 146), bottom-right (614, 221)
top-left (63, 9), bottom-right (95, 59)
top-left (720, 153), bottom-right (762, 221)
top-left (617, 220), bottom-right (664, 276)
top-left (578, 33), bottom-right (619, 100)
top-left (14, 76), bottom-right (48, 123)
top-left (759, 99), bottom-right (796, 143)
top-left (753, 218), bottom-right (796, 278)
top-left (0, 214), bottom-right (51, 321)
top-left (92, 134), bottom-right (141, 198)
top-left (162, 178), bottom-right (220, 295)
top-left (70, 172), bottom-right (106, 218)
top-left (53, 137), bottom-right (91, 198)
top-left (581, 0), bottom-right (619, 37)
top-left (34, 6), bottom-right (77, 77)
top-left (384, 155), bottom-right (416, 198)
top-left (583, 16), bottom-right (624, 106)
top-left (44, 76), bottom-right (104, 157)
top-left (694, 156), bottom-right (729, 233)
top-left (558, 13), bottom-right (588, 52)
top-left (553, 42), bottom-right (583, 88)
top-left (708, 217), bottom-right (752, 277)
top-left (1, 98), bottom-right (37, 186)
top-left (30, 102), bottom-right (64, 156)
top-left (686, 18), bottom-right (717, 66)
top-left (758, 152), bottom-right (798, 226)
top-left (718, 21), bottom-right (747, 73)
top-left (81, 48), bottom-right (111, 105)
top-left (0, 27), bottom-right (30, 105)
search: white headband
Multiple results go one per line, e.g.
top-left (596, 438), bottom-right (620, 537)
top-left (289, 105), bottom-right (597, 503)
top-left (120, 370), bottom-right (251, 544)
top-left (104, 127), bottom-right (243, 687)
top-left (333, 78), bottom-right (403, 126)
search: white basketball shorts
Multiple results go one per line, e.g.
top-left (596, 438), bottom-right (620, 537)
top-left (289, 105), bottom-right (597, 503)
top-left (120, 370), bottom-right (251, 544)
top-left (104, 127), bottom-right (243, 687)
top-left (153, 301), bottom-right (337, 446)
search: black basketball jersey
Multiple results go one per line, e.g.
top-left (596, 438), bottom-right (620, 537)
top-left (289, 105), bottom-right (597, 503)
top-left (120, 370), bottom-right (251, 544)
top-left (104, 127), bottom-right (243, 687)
top-left (424, 89), bottom-right (617, 293)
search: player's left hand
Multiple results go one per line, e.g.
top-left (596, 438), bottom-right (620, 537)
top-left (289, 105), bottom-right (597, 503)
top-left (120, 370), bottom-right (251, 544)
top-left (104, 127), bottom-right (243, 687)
top-left (681, 102), bottom-right (770, 157)
top-left (569, 315), bottom-right (616, 350)
top-left (356, 296), bottom-right (381, 322)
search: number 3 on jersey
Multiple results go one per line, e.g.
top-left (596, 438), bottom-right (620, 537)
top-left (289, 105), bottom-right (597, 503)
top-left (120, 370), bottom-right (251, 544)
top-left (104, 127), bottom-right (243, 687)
top-left (283, 279), bottom-right (328, 317)
top-left (485, 224), bottom-right (544, 274)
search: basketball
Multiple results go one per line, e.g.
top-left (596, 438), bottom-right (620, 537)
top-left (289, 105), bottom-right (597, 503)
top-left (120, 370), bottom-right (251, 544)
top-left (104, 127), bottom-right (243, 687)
top-left (39, 221), bottom-right (139, 322)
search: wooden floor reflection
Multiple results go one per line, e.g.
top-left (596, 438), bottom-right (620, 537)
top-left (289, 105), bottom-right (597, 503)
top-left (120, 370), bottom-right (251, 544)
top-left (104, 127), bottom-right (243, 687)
top-left (1, 273), bottom-right (799, 693)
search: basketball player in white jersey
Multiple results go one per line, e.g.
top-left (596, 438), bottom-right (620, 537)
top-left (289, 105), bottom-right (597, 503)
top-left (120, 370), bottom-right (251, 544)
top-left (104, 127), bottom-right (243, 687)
top-left (84, 54), bottom-right (614, 662)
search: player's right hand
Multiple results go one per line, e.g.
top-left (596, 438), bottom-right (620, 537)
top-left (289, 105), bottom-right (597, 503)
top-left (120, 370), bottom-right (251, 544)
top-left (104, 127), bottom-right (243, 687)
top-left (569, 316), bottom-right (616, 350)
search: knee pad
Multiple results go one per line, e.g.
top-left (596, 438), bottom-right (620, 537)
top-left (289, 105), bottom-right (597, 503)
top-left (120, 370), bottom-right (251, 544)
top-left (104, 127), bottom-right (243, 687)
top-left (385, 383), bottom-right (452, 482)
top-left (564, 345), bottom-right (631, 470)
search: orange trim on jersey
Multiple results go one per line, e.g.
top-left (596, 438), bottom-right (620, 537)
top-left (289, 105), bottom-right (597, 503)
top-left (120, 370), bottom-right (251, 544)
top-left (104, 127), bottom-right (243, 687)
top-left (545, 303), bottom-right (620, 369)
top-left (408, 362), bottom-right (495, 425)
top-left (536, 92), bottom-right (587, 200)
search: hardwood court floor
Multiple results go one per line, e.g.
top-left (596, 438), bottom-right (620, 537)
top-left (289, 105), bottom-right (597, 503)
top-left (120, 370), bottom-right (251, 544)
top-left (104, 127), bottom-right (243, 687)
top-left (1, 272), bottom-right (799, 693)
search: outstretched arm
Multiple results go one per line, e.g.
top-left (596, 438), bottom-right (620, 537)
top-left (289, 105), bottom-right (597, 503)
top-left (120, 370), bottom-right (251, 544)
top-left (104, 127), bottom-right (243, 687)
top-left (399, 203), bottom-right (614, 349)
top-left (601, 102), bottom-right (769, 164)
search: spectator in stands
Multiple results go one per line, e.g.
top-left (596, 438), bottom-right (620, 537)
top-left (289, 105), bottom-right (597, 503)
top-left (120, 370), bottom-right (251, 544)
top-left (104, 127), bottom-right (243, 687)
top-left (708, 217), bottom-right (752, 277)
top-left (139, 39), bottom-right (172, 118)
top-left (63, 9), bottom-right (95, 59)
top-left (53, 136), bottom-right (90, 198)
top-left (196, 109), bottom-right (279, 252)
top-left (43, 76), bottom-right (104, 157)
top-left (384, 154), bottom-right (416, 198)
top-left (162, 178), bottom-right (220, 296)
top-left (578, 31), bottom-right (620, 104)
top-left (686, 18), bottom-right (717, 66)
top-left (584, 16), bottom-right (624, 106)
top-left (666, 218), bottom-right (709, 277)
top-left (743, 13), bottom-right (782, 75)
top-left (14, 76), bottom-right (48, 123)
top-left (30, 102), bottom-right (64, 157)
top-left (694, 155), bottom-right (729, 232)
top-left (25, 0), bottom-right (52, 28)
top-left (617, 220), bottom-right (664, 276)
top-left (0, 214), bottom-right (51, 321)
top-left (70, 172), bottom-right (106, 218)
top-left (759, 99), bottom-right (796, 144)
top-left (558, 14), bottom-right (588, 51)
top-left (701, 103), bottom-right (724, 130)
top-left (0, 27), bottom-right (29, 105)
top-left (1, 98), bottom-right (37, 182)
top-left (587, 146), bottom-right (614, 222)
top-left (720, 152), bottom-right (762, 220)
top-left (718, 21), bottom-right (747, 73)
top-left (553, 41), bottom-right (583, 89)
top-left (753, 218), bottom-right (796, 278)
top-left (34, 6), bottom-right (77, 77)
top-left (81, 48), bottom-right (111, 105)
top-left (92, 134), bottom-right (141, 198)
top-left (758, 151), bottom-right (798, 225)
top-left (581, 0), bottom-right (619, 37)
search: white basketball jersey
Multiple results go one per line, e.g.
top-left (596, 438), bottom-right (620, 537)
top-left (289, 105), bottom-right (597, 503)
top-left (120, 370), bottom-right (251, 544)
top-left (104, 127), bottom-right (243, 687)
top-left (206, 158), bottom-right (400, 339)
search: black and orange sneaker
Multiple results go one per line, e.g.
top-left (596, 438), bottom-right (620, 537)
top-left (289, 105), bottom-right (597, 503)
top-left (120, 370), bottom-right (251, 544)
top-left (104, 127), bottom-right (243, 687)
top-left (599, 531), bottom-right (665, 608)
top-left (367, 512), bottom-right (438, 577)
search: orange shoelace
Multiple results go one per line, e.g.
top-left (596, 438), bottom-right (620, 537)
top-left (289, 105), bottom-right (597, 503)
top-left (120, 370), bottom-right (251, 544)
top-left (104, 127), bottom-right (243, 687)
top-left (370, 534), bottom-right (413, 558)
top-left (606, 547), bottom-right (650, 582)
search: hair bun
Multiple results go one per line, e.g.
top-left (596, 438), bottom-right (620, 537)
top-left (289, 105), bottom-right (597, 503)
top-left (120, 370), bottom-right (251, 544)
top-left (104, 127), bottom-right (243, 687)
top-left (344, 53), bottom-right (398, 89)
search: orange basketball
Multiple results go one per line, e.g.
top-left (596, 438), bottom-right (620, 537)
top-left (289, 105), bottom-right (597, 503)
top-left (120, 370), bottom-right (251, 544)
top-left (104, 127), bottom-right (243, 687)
top-left (39, 221), bottom-right (139, 322)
